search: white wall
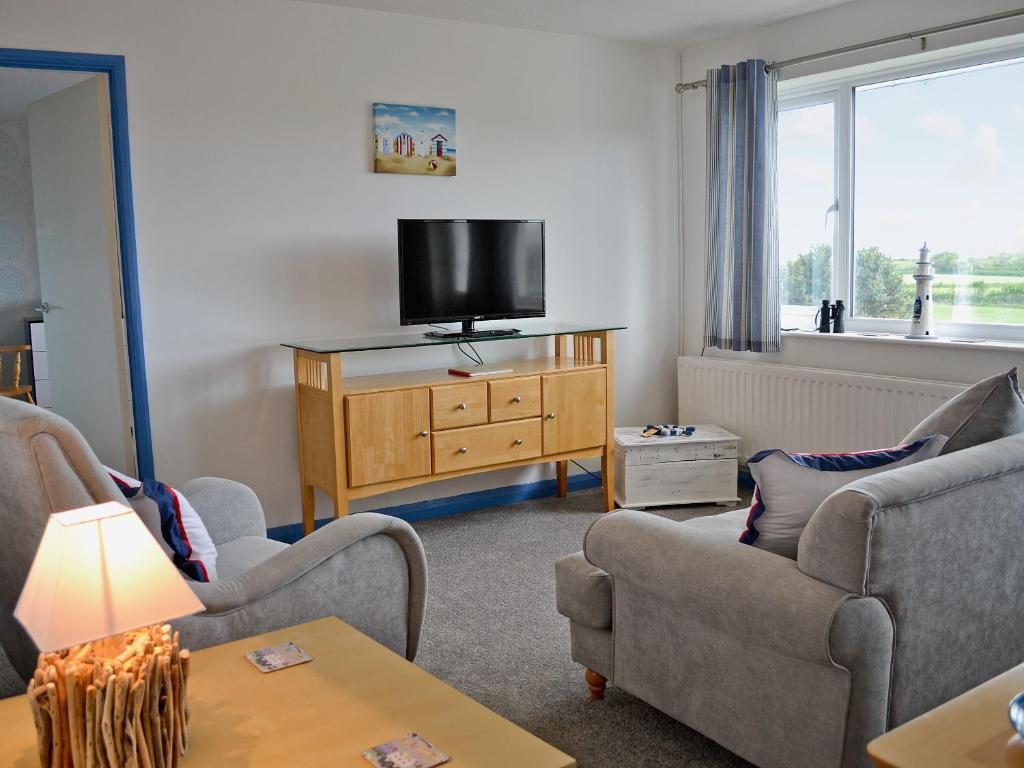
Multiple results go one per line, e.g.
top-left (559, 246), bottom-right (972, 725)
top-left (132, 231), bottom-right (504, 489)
top-left (0, 0), bottom-right (680, 526)
top-left (0, 116), bottom-right (40, 346)
top-left (679, 0), bottom-right (1024, 385)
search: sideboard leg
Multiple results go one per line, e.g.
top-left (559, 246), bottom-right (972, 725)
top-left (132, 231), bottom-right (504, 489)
top-left (328, 352), bottom-right (349, 520)
top-left (301, 484), bottom-right (316, 536)
top-left (332, 480), bottom-right (349, 520)
top-left (601, 449), bottom-right (615, 512)
top-left (599, 330), bottom-right (615, 513)
top-left (556, 460), bottom-right (568, 497)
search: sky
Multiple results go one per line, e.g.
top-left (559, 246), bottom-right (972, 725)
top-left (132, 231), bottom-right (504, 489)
top-left (373, 102), bottom-right (456, 145)
top-left (778, 56), bottom-right (1024, 267)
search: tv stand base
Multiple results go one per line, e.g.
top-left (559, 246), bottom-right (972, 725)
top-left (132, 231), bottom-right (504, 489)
top-left (424, 328), bottom-right (520, 339)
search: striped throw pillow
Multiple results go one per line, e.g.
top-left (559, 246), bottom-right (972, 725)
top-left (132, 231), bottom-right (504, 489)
top-left (739, 435), bottom-right (947, 559)
top-left (108, 467), bottom-right (218, 582)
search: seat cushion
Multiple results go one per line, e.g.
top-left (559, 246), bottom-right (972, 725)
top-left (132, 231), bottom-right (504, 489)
top-left (556, 552), bottom-right (612, 629)
top-left (682, 507), bottom-right (749, 537)
top-left (903, 367), bottom-right (1024, 454)
top-left (214, 536), bottom-right (290, 581)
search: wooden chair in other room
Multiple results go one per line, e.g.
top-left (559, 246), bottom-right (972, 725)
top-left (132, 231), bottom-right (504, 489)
top-left (0, 345), bottom-right (34, 404)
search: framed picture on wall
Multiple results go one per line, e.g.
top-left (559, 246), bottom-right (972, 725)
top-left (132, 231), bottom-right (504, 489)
top-left (373, 103), bottom-right (456, 176)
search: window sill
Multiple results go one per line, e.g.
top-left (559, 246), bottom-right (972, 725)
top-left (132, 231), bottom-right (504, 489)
top-left (782, 329), bottom-right (1024, 353)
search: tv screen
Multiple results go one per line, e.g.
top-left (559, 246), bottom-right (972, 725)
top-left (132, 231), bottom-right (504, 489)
top-left (398, 219), bottom-right (545, 326)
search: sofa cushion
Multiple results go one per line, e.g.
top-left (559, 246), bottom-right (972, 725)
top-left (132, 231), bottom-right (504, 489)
top-left (902, 367), bottom-right (1024, 454)
top-left (740, 435), bottom-right (947, 559)
top-left (215, 536), bottom-right (290, 581)
top-left (556, 552), bottom-right (612, 629)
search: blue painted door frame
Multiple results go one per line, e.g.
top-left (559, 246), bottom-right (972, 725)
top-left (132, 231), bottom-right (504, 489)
top-left (0, 47), bottom-right (153, 477)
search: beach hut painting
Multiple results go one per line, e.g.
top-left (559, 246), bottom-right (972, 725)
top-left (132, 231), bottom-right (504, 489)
top-left (373, 102), bottom-right (456, 176)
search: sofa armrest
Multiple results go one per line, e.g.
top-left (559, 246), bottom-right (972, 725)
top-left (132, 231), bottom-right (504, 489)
top-left (584, 509), bottom-right (854, 665)
top-left (179, 477), bottom-right (267, 545)
top-left (190, 513), bottom-right (427, 657)
top-left (556, 552), bottom-right (612, 629)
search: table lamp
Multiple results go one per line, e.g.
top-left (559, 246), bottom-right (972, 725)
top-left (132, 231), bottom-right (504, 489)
top-left (15, 501), bottom-right (204, 768)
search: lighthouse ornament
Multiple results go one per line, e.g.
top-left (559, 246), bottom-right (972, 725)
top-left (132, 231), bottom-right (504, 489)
top-left (907, 242), bottom-right (938, 340)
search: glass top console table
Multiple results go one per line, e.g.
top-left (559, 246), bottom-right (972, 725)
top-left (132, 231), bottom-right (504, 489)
top-left (282, 323), bottom-right (626, 354)
top-left (283, 324), bottom-right (625, 535)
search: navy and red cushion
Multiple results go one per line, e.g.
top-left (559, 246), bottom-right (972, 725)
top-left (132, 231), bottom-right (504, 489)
top-left (739, 435), bottom-right (947, 558)
top-left (109, 468), bottom-right (218, 582)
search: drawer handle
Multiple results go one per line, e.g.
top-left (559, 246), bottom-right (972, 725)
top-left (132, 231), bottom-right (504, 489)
top-left (457, 402), bottom-right (467, 411)
top-left (547, 412), bottom-right (556, 420)
top-left (419, 430), bottom-right (429, 438)
top-left (458, 447), bottom-right (468, 454)
top-left (511, 395), bottom-right (522, 403)
top-left (514, 438), bottom-right (523, 446)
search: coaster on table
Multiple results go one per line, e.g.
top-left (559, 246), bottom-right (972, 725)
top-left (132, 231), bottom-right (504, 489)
top-left (362, 733), bottom-right (451, 768)
top-left (245, 642), bottom-right (313, 673)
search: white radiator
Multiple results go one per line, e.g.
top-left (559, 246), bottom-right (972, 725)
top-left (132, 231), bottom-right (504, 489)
top-left (678, 356), bottom-right (965, 461)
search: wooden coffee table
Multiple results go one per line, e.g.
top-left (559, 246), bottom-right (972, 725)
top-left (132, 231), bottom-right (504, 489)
top-left (867, 662), bottom-right (1024, 767)
top-left (0, 617), bottom-right (575, 767)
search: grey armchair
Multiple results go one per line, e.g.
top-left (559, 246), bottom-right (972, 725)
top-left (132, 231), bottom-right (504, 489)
top-left (556, 431), bottom-right (1024, 768)
top-left (0, 396), bottom-right (427, 683)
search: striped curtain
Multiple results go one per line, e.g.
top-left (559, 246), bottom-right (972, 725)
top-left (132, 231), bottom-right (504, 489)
top-left (703, 60), bottom-right (780, 353)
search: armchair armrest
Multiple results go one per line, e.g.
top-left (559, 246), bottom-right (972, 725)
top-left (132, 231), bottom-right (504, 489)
top-left (179, 477), bottom-right (266, 544)
top-left (190, 513), bottom-right (427, 657)
top-left (584, 509), bottom-right (855, 665)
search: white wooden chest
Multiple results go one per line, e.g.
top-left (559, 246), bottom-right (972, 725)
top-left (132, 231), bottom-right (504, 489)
top-left (614, 425), bottom-right (741, 508)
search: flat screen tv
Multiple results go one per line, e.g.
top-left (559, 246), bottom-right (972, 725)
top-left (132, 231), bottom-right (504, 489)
top-left (398, 219), bottom-right (545, 337)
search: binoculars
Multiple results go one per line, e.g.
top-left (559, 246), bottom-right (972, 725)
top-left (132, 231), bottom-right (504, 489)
top-left (817, 299), bottom-right (845, 334)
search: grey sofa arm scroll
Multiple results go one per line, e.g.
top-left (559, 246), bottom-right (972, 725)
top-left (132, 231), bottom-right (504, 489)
top-left (584, 509), bottom-right (855, 665)
top-left (184, 513), bottom-right (427, 659)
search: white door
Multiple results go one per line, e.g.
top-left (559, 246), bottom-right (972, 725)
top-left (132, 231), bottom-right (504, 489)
top-left (28, 75), bottom-right (136, 475)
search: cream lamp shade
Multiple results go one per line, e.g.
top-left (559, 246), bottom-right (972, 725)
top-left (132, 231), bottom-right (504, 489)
top-left (14, 501), bottom-right (205, 652)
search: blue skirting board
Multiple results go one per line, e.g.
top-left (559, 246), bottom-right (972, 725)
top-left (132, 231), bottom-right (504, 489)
top-left (267, 472), bottom-right (602, 544)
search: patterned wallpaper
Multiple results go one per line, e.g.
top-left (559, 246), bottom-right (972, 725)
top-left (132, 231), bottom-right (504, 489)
top-left (0, 117), bottom-right (40, 346)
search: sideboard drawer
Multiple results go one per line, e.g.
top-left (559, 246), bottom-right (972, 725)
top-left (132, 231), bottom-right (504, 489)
top-left (489, 376), bottom-right (541, 422)
top-left (433, 418), bottom-right (542, 474)
top-left (431, 382), bottom-right (488, 430)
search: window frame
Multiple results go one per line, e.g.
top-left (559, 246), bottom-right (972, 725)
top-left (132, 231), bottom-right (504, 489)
top-left (776, 91), bottom-right (839, 327)
top-left (777, 39), bottom-right (1024, 342)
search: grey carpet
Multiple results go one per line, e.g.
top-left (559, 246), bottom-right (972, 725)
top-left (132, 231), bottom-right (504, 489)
top-left (0, 488), bottom-right (753, 767)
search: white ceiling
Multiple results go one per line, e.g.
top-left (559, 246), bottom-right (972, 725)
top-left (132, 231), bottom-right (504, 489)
top-left (0, 68), bottom-right (94, 120)
top-left (294, 0), bottom-right (855, 45)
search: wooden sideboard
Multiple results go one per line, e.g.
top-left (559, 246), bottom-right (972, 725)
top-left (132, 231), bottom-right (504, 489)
top-left (284, 325), bottom-right (623, 535)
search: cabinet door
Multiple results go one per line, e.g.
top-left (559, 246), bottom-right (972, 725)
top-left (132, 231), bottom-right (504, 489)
top-left (346, 389), bottom-right (431, 487)
top-left (541, 369), bottom-right (607, 454)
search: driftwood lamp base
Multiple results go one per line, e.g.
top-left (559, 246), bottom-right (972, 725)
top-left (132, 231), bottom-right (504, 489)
top-left (25, 624), bottom-right (191, 768)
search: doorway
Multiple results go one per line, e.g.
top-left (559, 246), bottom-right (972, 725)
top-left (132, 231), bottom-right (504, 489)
top-left (0, 49), bottom-right (152, 477)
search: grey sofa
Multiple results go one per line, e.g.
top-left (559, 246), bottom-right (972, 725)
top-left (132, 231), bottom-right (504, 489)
top-left (0, 396), bottom-right (427, 683)
top-left (556, 431), bottom-right (1024, 768)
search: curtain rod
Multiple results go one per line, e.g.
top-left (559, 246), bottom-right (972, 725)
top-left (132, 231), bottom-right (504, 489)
top-left (674, 7), bottom-right (1024, 93)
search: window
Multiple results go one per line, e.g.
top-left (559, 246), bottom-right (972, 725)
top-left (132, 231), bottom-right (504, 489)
top-left (778, 99), bottom-right (834, 312)
top-left (777, 46), bottom-right (1024, 339)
